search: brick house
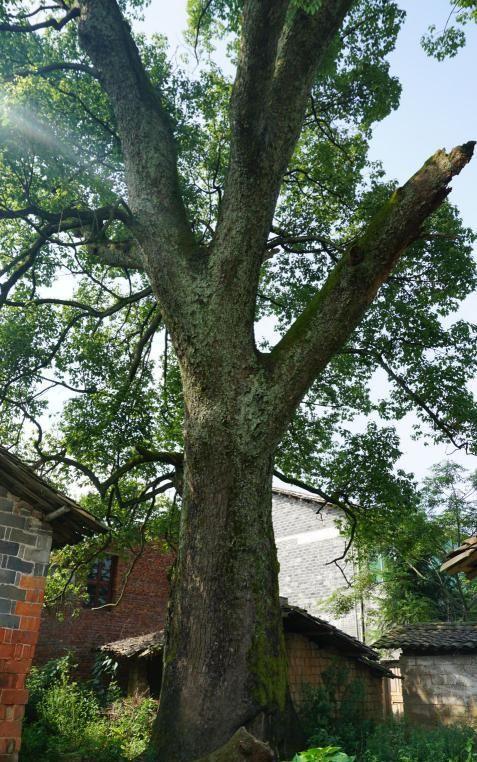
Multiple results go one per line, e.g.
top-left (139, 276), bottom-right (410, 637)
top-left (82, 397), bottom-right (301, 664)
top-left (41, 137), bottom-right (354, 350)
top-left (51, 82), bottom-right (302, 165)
top-left (273, 488), bottom-right (364, 638)
top-left (34, 487), bottom-right (394, 721)
top-left (36, 487), bottom-right (364, 678)
top-left (0, 446), bottom-right (104, 762)
top-left (97, 601), bottom-right (393, 719)
top-left (374, 623), bottom-right (477, 725)
top-left (35, 542), bottom-right (173, 679)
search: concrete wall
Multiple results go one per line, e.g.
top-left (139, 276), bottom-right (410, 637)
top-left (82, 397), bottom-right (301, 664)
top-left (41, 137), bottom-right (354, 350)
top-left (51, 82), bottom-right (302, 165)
top-left (286, 632), bottom-right (389, 720)
top-left (400, 653), bottom-right (477, 725)
top-left (0, 486), bottom-right (52, 762)
top-left (272, 490), bottom-right (363, 638)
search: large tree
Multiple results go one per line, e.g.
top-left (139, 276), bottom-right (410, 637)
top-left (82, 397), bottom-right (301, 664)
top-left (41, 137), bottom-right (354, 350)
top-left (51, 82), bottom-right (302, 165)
top-left (0, 1), bottom-right (476, 758)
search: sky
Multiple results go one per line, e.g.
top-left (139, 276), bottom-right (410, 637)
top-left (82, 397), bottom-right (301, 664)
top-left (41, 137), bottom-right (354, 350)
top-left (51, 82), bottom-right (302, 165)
top-left (142, 1), bottom-right (477, 481)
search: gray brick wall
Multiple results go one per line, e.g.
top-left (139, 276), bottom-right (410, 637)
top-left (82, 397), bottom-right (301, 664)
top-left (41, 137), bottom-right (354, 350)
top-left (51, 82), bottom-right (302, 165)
top-left (0, 486), bottom-right (52, 629)
top-left (272, 489), bottom-right (363, 639)
top-left (400, 653), bottom-right (477, 724)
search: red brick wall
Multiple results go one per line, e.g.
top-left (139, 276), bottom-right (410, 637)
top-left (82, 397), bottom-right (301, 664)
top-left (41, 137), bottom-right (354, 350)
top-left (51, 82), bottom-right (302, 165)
top-left (0, 486), bottom-right (53, 762)
top-left (0, 575), bottom-right (46, 762)
top-left (35, 544), bottom-right (174, 678)
top-left (286, 632), bottom-right (389, 720)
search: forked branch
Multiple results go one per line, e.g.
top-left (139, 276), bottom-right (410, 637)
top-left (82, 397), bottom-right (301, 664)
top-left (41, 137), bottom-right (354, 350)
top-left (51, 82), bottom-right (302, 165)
top-left (267, 142), bottom-right (476, 434)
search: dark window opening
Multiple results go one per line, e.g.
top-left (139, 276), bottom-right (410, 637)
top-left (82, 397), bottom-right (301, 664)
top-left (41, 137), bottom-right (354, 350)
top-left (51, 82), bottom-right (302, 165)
top-left (85, 556), bottom-right (117, 607)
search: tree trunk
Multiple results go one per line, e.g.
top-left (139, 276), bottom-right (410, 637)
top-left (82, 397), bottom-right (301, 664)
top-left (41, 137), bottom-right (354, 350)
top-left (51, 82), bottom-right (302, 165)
top-left (152, 404), bottom-right (295, 761)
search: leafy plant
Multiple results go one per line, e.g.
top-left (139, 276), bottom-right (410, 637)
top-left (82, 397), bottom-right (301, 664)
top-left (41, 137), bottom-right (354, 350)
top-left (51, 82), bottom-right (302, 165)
top-left (292, 747), bottom-right (355, 762)
top-left (360, 719), bottom-right (477, 762)
top-left (298, 663), bottom-right (373, 756)
top-left (290, 720), bottom-right (477, 762)
top-left (21, 657), bottom-right (157, 761)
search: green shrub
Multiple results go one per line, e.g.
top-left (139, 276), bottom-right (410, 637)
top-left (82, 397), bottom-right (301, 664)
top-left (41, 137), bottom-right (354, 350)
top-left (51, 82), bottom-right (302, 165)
top-left (105, 695), bottom-right (159, 760)
top-left (291, 747), bottom-right (355, 761)
top-left (20, 657), bottom-right (157, 761)
top-left (362, 719), bottom-right (477, 762)
top-left (298, 664), bottom-right (373, 756)
top-left (293, 718), bottom-right (477, 762)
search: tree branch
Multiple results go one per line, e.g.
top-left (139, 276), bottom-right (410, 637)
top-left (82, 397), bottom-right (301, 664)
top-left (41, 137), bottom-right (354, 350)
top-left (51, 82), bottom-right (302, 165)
top-left (5, 286), bottom-right (153, 318)
top-left (0, 203), bottom-right (128, 226)
top-left (12, 62), bottom-right (99, 79)
top-left (266, 142), bottom-right (475, 436)
top-left (0, 7), bottom-right (80, 33)
top-left (87, 238), bottom-right (145, 270)
top-left (273, 468), bottom-right (356, 520)
top-left (345, 346), bottom-right (469, 451)
top-left (211, 0), bottom-right (353, 327)
top-left (77, 0), bottom-right (193, 255)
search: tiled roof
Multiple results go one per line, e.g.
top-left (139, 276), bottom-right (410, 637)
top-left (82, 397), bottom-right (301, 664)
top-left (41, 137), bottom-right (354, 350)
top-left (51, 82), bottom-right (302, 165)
top-left (100, 603), bottom-right (394, 681)
top-left (441, 537), bottom-right (477, 580)
top-left (0, 445), bottom-right (106, 546)
top-left (100, 630), bottom-right (164, 658)
top-left (281, 601), bottom-right (394, 678)
top-left (373, 622), bottom-right (477, 653)
top-left (281, 601), bottom-right (375, 657)
top-left (272, 486), bottom-right (326, 505)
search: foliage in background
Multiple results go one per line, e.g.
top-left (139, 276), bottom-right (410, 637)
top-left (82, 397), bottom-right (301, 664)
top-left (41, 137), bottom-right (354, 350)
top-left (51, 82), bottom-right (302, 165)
top-left (422, 1), bottom-right (477, 60)
top-left (291, 748), bottom-right (355, 762)
top-left (22, 657), bottom-right (477, 762)
top-left (22, 656), bottom-right (157, 762)
top-left (327, 461), bottom-right (477, 636)
top-left (298, 664), bottom-right (372, 758)
top-left (361, 720), bottom-right (477, 762)
top-left (297, 665), bottom-right (477, 761)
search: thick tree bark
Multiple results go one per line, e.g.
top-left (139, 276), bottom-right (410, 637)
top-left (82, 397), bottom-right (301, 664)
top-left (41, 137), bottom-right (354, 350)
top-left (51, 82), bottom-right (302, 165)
top-left (152, 394), bottom-right (294, 761)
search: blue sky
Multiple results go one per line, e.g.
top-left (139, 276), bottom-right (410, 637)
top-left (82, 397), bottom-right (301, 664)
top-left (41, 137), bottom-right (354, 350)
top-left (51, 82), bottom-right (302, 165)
top-left (137, 1), bottom-right (477, 480)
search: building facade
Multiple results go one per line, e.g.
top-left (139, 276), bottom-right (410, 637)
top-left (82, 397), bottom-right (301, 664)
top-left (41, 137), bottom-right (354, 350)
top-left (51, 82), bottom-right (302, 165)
top-left (97, 601), bottom-right (393, 720)
top-left (273, 488), bottom-right (363, 638)
top-left (374, 622), bottom-right (477, 725)
top-left (36, 543), bottom-right (173, 678)
top-left (0, 446), bottom-right (104, 762)
top-left (36, 487), bottom-right (364, 682)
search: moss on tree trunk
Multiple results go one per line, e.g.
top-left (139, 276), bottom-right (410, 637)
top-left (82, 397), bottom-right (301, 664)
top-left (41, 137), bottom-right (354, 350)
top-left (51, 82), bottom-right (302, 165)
top-left (152, 408), bottom-right (298, 760)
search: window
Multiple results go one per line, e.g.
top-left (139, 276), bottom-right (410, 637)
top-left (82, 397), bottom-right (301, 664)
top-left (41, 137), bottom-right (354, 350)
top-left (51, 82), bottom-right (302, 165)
top-left (85, 556), bottom-right (117, 607)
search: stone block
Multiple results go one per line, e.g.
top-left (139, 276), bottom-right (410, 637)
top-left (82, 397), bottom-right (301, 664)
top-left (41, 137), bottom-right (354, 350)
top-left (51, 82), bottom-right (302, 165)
top-left (0, 614), bottom-right (19, 630)
top-left (0, 587), bottom-right (25, 603)
top-left (8, 530), bottom-right (36, 548)
top-left (5, 558), bottom-right (33, 575)
top-left (21, 546), bottom-right (49, 564)
top-left (35, 534), bottom-right (52, 551)
top-left (0, 514), bottom-right (26, 531)
top-left (0, 572), bottom-right (16, 586)
top-left (195, 727), bottom-right (273, 762)
top-left (0, 543), bottom-right (19, 557)
top-left (0, 600), bottom-right (13, 614)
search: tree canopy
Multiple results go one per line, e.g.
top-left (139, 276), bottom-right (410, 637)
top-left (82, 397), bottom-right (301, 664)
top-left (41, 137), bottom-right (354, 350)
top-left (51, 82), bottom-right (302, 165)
top-left (0, 0), bottom-right (475, 547)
